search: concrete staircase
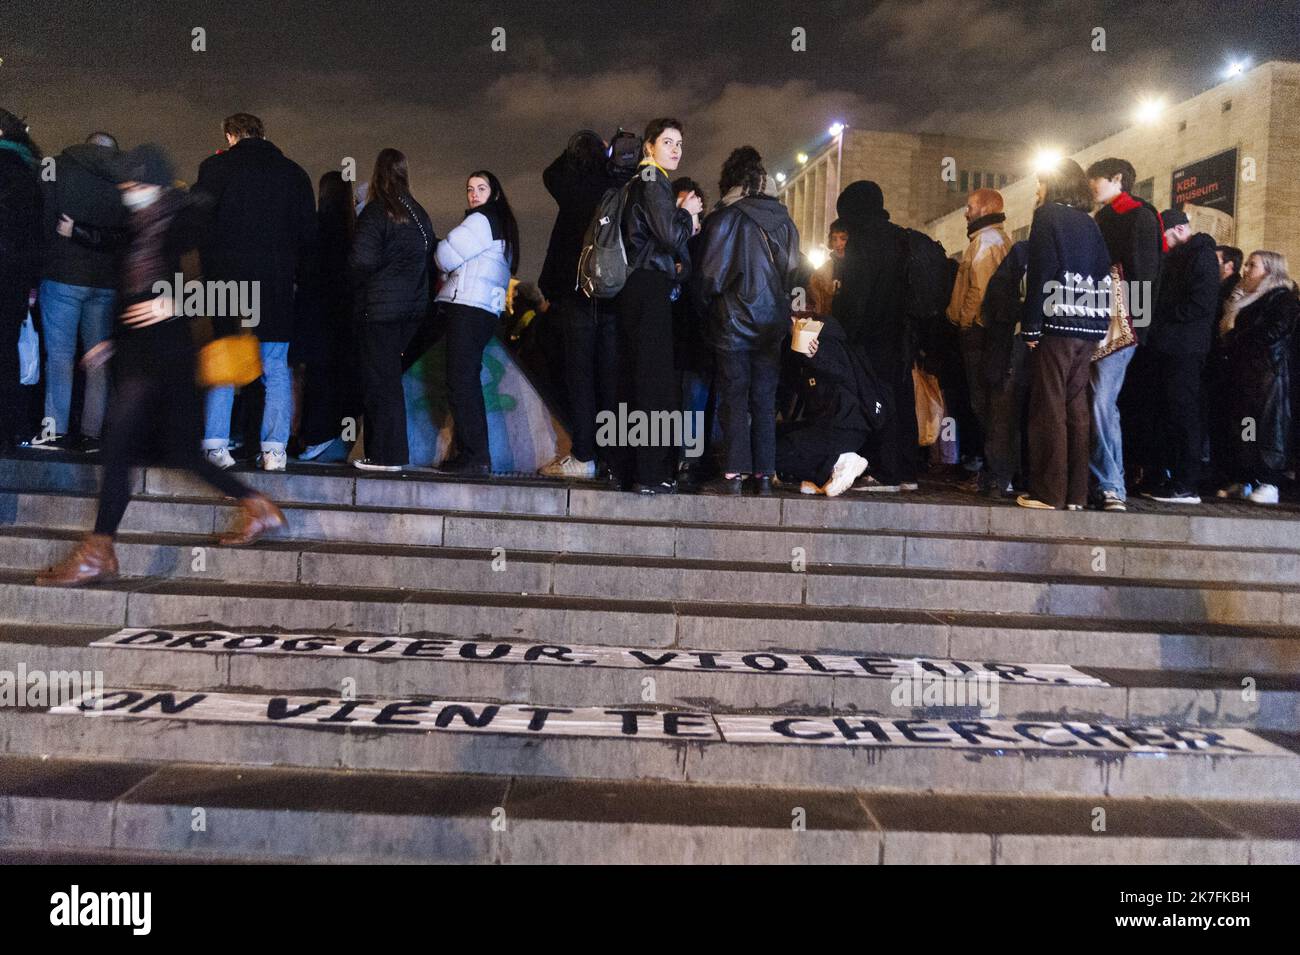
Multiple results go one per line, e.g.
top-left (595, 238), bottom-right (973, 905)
top-left (0, 454), bottom-right (1298, 863)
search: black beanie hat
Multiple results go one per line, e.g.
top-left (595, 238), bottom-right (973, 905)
top-left (1160, 207), bottom-right (1189, 229)
top-left (836, 180), bottom-right (887, 222)
top-left (114, 142), bottom-right (175, 187)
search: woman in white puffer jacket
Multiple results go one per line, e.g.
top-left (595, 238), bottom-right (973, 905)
top-left (434, 169), bottom-right (519, 475)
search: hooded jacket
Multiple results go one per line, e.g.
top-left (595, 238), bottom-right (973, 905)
top-left (693, 187), bottom-right (800, 351)
top-left (831, 180), bottom-right (909, 368)
top-left (41, 143), bottom-right (126, 288)
top-left (621, 161), bottom-right (693, 280)
top-left (1149, 232), bottom-right (1220, 356)
top-left (783, 314), bottom-right (887, 435)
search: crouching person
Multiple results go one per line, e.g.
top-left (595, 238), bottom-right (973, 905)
top-left (776, 315), bottom-right (882, 496)
top-left (38, 144), bottom-right (285, 587)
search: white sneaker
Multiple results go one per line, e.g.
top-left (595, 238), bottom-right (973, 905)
top-left (1101, 490), bottom-right (1127, 512)
top-left (539, 454), bottom-right (596, 479)
top-left (353, 458), bottom-right (402, 472)
top-left (823, 452), bottom-right (869, 497)
top-left (259, 449), bottom-right (287, 472)
top-left (1247, 483), bottom-right (1279, 505)
top-left (205, 447), bottom-right (236, 470)
top-left (799, 481), bottom-right (823, 495)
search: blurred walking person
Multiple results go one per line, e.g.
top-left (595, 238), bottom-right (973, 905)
top-left (37, 145), bottom-right (285, 587)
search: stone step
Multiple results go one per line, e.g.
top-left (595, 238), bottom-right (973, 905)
top-left (5, 493), bottom-right (1298, 584)
top-left (5, 456), bottom-right (1300, 551)
top-left (2, 574), bottom-right (1295, 674)
top-left (1, 754), bottom-right (1295, 864)
top-left (2, 529), bottom-right (1297, 628)
top-left (5, 625), bottom-right (1296, 731)
top-left (4, 691), bottom-right (1298, 802)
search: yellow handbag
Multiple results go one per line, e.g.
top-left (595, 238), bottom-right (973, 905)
top-left (197, 334), bottom-right (262, 388)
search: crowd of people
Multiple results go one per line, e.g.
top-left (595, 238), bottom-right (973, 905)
top-left (1, 107), bottom-right (1298, 584)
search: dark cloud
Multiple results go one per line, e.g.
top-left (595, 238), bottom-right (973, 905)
top-left (4, 0), bottom-right (1298, 277)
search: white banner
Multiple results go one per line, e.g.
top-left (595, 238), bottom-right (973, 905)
top-left (94, 629), bottom-right (1108, 687)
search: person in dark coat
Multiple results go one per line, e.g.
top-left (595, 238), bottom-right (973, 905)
top-left (294, 171), bottom-right (360, 463)
top-left (1085, 158), bottom-right (1164, 509)
top-left (1018, 159), bottom-right (1113, 511)
top-left (36, 144), bottom-right (285, 588)
top-left (831, 179), bottom-right (918, 491)
top-left (0, 107), bottom-right (42, 450)
top-left (979, 239), bottom-right (1030, 498)
top-left (776, 315), bottom-right (879, 496)
top-left (32, 132), bottom-right (125, 452)
top-left (1205, 245), bottom-right (1244, 485)
top-left (349, 149), bottom-right (437, 472)
top-left (1142, 210), bottom-right (1220, 503)
top-left (537, 129), bottom-right (638, 480)
top-left (1216, 250), bottom-right (1299, 505)
top-left (192, 112), bottom-right (316, 472)
top-left (692, 147), bottom-right (800, 496)
top-left (613, 117), bottom-right (697, 493)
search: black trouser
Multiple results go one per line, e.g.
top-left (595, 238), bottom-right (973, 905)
top-left (776, 421), bottom-right (868, 486)
top-left (614, 269), bottom-right (678, 485)
top-left (716, 345), bottom-right (781, 475)
top-left (983, 339), bottom-right (1030, 488)
top-left (1152, 349), bottom-right (1206, 489)
top-left (865, 349), bottom-right (919, 485)
top-left (0, 278), bottom-right (28, 447)
top-left (1119, 343), bottom-right (1159, 477)
top-left (358, 314), bottom-right (420, 466)
top-left (1027, 335), bottom-right (1093, 509)
top-left (299, 304), bottom-right (362, 447)
top-left (443, 302), bottom-right (498, 466)
top-left (95, 319), bottom-right (253, 536)
top-left (557, 293), bottom-right (618, 463)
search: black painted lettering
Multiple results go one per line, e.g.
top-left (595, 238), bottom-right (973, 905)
top-left (1014, 722), bottom-right (1077, 746)
top-left (401, 639), bottom-right (452, 658)
top-left (663, 712), bottom-right (714, 737)
top-left (129, 692), bottom-right (206, 715)
top-left (604, 709), bottom-right (655, 734)
top-left (377, 699), bottom-right (434, 726)
top-left (947, 721), bottom-right (1020, 745)
top-left (267, 697), bottom-right (333, 720)
top-left (772, 717), bottom-right (834, 740)
top-left (523, 645), bottom-right (578, 663)
top-left (518, 706), bottom-right (574, 731)
top-left (833, 717), bottom-right (890, 742)
top-left (627, 650), bottom-right (679, 667)
top-left (457, 643), bottom-right (511, 661)
top-left (342, 639), bottom-right (397, 655)
top-left (434, 703), bottom-right (500, 728)
top-left (740, 653), bottom-right (788, 672)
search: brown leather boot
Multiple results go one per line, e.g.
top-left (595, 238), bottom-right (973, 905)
top-left (218, 493), bottom-right (287, 546)
top-left (36, 533), bottom-right (119, 587)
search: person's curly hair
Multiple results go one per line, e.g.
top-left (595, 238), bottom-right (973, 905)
top-left (719, 145), bottom-right (766, 197)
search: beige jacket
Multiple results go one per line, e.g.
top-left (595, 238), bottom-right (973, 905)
top-left (946, 223), bottom-right (1011, 329)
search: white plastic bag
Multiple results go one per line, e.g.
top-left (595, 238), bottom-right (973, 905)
top-left (18, 309), bottom-right (39, 385)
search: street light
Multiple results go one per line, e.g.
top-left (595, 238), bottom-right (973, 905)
top-left (806, 247), bottom-right (828, 269)
top-left (1225, 59), bottom-right (1248, 78)
top-left (796, 152), bottom-right (808, 165)
top-left (775, 171), bottom-right (786, 183)
top-left (828, 122), bottom-right (845, 137)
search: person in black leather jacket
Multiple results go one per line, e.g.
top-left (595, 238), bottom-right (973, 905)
top-left (613, 117), bottom-right (698, 493)
top-left (692, 147), bottom-right (799, 495)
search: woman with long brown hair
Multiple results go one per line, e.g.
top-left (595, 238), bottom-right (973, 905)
top-left (349, 148), bottom-right (437, 471)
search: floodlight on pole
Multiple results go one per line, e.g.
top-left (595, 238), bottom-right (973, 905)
top-left (796, 152), bottom-right (808, 165)
top-left (1225, 59), bottom-right (1248, 78)
top-left (828, 122), bottom-right (845, 137)
top-left (775, 171), bottom-right (786, 183)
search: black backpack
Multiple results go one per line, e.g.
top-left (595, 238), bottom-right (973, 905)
top-left (576, 181), bottom-right (633, 299)
top-left (899, 228), bottom-right (953, 357)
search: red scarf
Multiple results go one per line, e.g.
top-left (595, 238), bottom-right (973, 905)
top-left (1109, 192), bottom-right (1168, 252)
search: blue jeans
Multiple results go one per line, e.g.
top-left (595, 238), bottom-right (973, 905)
top-left (203, 340), bottom-right (291, 452)
top-left (1089, 344), bottom-right (1135, 498)
top-left (39, 280), bottom-right (116, 437)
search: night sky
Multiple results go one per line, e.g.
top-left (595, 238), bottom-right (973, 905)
top-left (5, 0), bottom-right (1300, 275)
